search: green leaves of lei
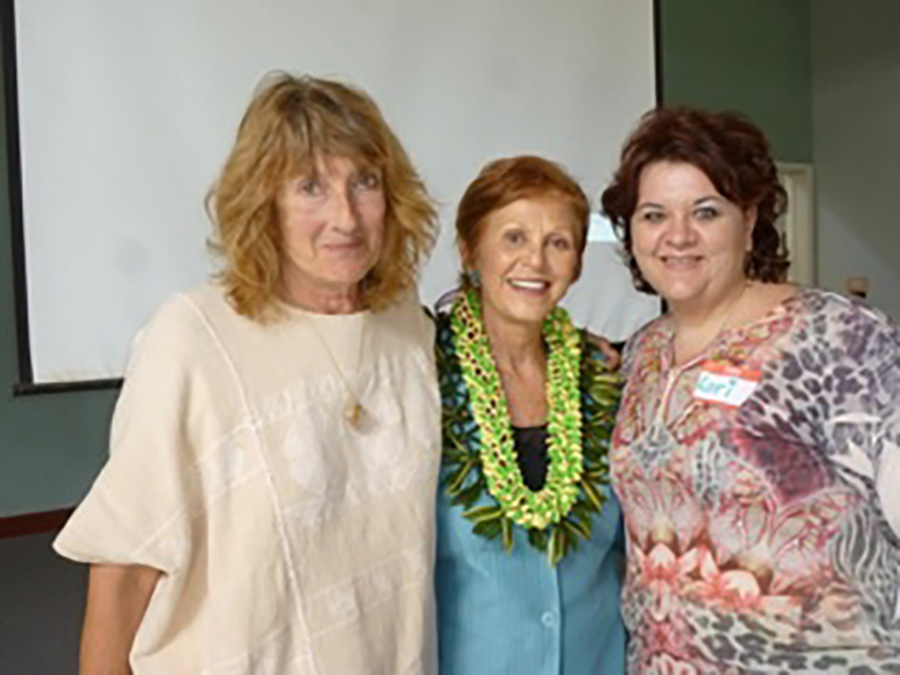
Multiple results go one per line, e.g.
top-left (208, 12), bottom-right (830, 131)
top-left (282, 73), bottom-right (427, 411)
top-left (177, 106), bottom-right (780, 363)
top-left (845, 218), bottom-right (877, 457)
top-left (443, 289), bottom-right (619, 565)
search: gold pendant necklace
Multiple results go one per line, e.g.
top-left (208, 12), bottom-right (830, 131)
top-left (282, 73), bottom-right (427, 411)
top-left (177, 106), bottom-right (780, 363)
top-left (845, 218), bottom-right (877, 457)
top-left (308, 315), bottom-right (367, 430)
top-left (345, 399), bottom-right (363, 428)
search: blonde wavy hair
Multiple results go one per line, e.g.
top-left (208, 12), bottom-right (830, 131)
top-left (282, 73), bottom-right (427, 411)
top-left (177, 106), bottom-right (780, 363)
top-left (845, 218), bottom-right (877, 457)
top-left (208, 73), bottom-right (438, 319)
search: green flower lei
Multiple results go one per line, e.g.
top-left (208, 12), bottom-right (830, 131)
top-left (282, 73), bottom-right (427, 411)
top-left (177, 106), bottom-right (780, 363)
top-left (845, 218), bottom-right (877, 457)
top-left (439, 289), bottom-right (620, 565)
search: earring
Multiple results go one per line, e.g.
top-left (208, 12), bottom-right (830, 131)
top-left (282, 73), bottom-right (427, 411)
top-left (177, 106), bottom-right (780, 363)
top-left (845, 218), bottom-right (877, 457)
top-left (466, 269), bottom-right (480, 287)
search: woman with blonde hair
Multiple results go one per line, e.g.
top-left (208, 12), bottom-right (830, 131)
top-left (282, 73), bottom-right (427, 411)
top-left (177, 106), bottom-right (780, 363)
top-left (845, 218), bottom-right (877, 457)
top-left (55, 73), bottom-right (442, 674)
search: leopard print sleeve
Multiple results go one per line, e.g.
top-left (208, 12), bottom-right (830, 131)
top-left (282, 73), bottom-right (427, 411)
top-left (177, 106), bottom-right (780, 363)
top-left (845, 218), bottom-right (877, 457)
top-left (814, 293), bottom-right (900, 538)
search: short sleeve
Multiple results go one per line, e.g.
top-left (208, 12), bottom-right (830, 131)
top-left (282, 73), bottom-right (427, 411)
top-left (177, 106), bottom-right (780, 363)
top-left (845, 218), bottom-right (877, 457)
top-left (53, 294), bottom-right (234, 575)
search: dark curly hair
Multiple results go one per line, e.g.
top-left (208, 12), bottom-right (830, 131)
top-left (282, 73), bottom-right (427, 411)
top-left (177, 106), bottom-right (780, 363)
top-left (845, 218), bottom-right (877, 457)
top-left (601, 106), bottom-right (790, 294)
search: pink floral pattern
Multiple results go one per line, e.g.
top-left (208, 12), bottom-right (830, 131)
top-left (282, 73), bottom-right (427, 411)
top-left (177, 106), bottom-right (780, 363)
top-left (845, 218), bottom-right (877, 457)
top-left (613, 289), bottom-right (900, 673)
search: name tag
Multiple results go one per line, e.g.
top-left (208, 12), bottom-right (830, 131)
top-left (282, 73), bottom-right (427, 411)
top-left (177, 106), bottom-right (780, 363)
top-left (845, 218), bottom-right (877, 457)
top-left (694, 362), bottom-right (761, 408)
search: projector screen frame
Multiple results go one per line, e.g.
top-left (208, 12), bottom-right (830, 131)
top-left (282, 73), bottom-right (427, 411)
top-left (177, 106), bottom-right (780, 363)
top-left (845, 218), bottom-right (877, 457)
top-left (3, 0), bottom-right (664, 396)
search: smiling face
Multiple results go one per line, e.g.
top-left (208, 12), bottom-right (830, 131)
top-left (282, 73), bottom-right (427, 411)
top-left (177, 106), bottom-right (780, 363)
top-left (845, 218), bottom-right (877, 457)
top-left (631, 161), bottom-right (756, 311)
top-left (465, 196), bottom-right (581, 329)
top-left (276, 155), bottom-right (386, 310)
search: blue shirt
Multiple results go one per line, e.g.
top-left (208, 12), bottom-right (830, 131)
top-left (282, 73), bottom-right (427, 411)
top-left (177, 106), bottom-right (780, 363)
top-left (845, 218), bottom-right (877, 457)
top-left (432, 310), bottom-right (627, 674)
top-left (435, 483), bottom-right (627, 674)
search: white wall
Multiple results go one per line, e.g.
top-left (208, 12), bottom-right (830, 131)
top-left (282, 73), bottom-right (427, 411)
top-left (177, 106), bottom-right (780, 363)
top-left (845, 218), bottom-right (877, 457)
top-left (811, 0), bottom-right (900, 317)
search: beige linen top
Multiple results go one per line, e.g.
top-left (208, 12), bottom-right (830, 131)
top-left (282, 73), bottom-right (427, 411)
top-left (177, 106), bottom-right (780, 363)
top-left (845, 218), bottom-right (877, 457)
top-left (54, 283), bottom-right (441, 674)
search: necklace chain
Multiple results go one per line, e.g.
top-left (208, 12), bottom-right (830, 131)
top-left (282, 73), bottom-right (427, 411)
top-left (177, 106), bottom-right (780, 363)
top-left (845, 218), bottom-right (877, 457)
top-left (674, 281), bottom-right (751, 365)
top-left (714, 281), bottom-right (751, 341)
top-left (307, 315), bottom-right (367, 429)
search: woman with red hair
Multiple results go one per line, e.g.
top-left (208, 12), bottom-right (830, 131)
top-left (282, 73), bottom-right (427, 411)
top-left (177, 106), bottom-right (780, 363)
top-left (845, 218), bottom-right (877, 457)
top-left (435, 155), bottom-right (626, 674)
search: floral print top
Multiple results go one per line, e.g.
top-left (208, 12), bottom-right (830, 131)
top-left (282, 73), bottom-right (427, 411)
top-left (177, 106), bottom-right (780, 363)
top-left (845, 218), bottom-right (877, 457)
top-left (612, 287), bottom-right (900, 674)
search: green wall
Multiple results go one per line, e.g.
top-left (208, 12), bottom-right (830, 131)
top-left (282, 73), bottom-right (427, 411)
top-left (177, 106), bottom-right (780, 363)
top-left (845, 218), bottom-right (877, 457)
top-left (659, 0), bottom-right (812, 163)
top-left (0, 0), bottom-right (815, 517)
top-left (811, 0), bottom-right (900, 316)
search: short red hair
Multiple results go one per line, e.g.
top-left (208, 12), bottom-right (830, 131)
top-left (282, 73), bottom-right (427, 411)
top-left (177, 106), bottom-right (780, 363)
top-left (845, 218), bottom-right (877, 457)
top-left (455, 155), bottom-right (590, 284)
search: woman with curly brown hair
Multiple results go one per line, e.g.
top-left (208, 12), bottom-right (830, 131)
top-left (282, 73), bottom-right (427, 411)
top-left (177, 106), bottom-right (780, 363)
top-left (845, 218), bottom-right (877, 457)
top-left (602, 107), bottom-right (900, 672)
top-left (54, 73), bottom-right (441, 673)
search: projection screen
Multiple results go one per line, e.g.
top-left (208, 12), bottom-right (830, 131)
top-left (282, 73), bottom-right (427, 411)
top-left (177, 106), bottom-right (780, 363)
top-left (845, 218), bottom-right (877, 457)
top-left (7, 0), bottom-right (659, 386)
